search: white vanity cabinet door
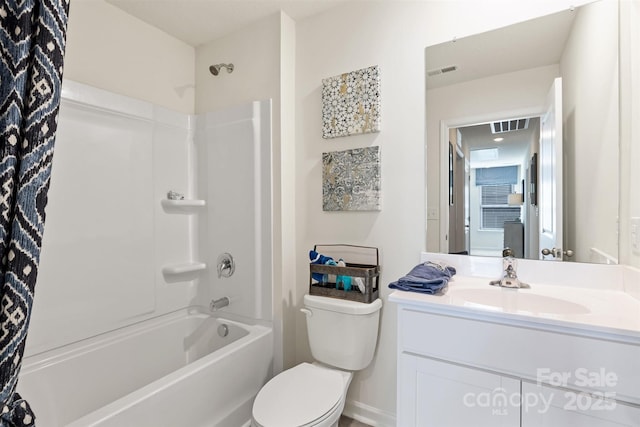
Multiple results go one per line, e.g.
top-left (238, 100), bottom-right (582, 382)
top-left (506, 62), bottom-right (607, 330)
top-left (398, 353), bottom-right (520, 427)
top-left (521, 382), bottom-right (640, 427)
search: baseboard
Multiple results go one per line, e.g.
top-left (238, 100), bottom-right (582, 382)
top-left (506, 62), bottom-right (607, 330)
top-left (343, 400), bottom-right (396, 427)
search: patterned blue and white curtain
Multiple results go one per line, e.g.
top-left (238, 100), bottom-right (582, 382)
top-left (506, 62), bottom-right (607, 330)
top-left (0, 0), bottom-right (69, 425)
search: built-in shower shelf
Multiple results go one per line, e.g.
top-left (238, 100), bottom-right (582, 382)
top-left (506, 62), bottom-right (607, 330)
top-left (162, 262), bottom-right (207, 275)
top-left (161, 199), bottom-right (206, 212)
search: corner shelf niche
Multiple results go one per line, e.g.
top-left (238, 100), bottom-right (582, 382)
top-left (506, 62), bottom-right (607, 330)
top-left (161, 199), bottom-right (206, 213)
top-left (162, 262), bottom-right (207, 276)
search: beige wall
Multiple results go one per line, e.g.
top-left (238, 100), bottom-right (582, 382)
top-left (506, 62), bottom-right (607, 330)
top-left (64, 0), bottom-right (195, 114)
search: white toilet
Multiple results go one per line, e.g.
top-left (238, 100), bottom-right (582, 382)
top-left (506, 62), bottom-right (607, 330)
top-left (251, 294), bottom-right (383, 427)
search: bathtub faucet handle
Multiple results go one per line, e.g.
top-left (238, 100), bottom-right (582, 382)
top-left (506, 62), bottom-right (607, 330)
top-left (217, 253), bottom-right (235, 278)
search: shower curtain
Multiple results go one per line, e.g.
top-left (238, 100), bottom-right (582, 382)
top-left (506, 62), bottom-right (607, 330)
top-left (0, 0), bottom-right (69, 425)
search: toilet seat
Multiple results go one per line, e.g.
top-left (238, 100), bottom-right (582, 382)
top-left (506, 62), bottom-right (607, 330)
top-left (252, 363), bottom-right (344, 427)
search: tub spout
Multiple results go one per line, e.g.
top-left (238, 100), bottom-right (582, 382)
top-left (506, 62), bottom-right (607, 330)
top-left (210, 297), bottom-right (230, 311)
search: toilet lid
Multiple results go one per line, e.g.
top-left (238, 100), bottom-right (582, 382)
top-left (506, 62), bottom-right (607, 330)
top-left (253, 363), bottom-right (343, 427)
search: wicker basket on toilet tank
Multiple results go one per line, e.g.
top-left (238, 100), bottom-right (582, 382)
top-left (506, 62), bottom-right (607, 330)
top-left (309, 244), bottom-right (380, 304)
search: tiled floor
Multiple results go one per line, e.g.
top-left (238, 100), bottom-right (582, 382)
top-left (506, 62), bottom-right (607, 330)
top-left (339, 415), bottom-right (372, 427)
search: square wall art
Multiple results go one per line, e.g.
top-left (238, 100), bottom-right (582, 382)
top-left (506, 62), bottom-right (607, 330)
top-left (322, 146), bottom-right (381, 211)
top-left (322, 65), bottom-right (381, 139)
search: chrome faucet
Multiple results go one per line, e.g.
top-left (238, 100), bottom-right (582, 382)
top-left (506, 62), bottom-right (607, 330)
top-left (490, 248), bottom-right (530, 289)
top-left (210, 297), bottom-right (230, 311)
top-left (217, 253), bottom-right (235, 278)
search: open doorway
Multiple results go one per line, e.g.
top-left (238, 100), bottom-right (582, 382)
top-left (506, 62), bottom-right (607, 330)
top-left (448, 116), bottom-right (540, 258)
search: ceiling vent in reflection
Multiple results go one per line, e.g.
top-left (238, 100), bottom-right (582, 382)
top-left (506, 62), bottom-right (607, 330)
top-left (491, 118), bottom-right (530, 134)
top-left (427, 65), bottom-right (458, 77)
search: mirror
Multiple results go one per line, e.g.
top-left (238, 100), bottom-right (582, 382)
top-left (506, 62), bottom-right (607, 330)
top-left (426, 0), bottom-right (620, 264)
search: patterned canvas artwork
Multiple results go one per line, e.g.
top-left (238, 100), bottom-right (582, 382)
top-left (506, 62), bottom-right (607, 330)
top-left (322, 65), bottom-right (381, 139)
top-left (322, 146), bottom-right (381, 211)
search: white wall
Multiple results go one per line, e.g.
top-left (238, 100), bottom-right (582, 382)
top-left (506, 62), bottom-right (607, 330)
top-left (279, 13), bottom-right (298, 371)
top-left (560, 0), bottom-right (619, 263)
top-left (620, 0), bottom-right (640, 268)
top-left (194, 13), bottom-right (280, 114)
top-left (295, 1), bottom-right (586, 423)
top-left (631, 0), bottom-right (640, 268)
top-left (194, 11), bottom-right (296, 372)
top-left (296, 4), bottom-right (428, 422)
top-left (64, 0), bottom-right (195, 114)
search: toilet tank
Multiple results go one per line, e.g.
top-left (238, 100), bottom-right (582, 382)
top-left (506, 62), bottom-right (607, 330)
top-left (302, 295), bottom-right (383, 371)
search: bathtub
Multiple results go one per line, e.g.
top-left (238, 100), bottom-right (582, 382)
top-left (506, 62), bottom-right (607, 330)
top-left (17, 308), bottom-right (273, 427)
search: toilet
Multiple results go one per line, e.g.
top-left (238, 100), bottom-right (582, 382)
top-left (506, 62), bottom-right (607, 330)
top-left (251, 294), bottom-right (383, 427)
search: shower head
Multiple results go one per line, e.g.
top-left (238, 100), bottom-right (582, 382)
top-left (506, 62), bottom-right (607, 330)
top-left (209, 63), bottom-right (234, 76)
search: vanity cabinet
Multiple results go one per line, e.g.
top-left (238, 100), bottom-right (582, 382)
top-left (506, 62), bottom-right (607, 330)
top-left (394, 304), bottom-right (640, 427)
top-left (521, 383), bottom-right (640, 427)
top-left (398, 353), bottom-right (520, 426)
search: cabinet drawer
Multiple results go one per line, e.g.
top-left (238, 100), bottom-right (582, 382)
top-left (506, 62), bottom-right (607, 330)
top-left (521, 382), bottom-right (640, 426)
top-left (399, 353), bottom-right (520, 427)
top-left (399, 308), bottom-right (640, 405)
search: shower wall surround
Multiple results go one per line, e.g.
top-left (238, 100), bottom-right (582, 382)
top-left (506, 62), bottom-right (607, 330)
top-left (25, 81), bottom-right (273, 358)
top-left (195, 100), bottom-right (273, 322)
top-left (25, 80), bottom-right (193, 356)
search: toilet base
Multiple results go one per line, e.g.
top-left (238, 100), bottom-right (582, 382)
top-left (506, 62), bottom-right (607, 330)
top-left (251, 363), bottom-right (353, 427)
top-left (308, 363), bottom-right (352, 427)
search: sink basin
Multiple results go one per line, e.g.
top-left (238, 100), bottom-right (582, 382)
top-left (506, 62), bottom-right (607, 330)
top-left (450, 288), bottom-right (591, 315)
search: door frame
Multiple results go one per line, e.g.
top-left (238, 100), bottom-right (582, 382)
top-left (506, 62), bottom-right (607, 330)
top-left (538, 77), bottom-right (564, 260)
top-left (438, 107), bottom-right (544, 254)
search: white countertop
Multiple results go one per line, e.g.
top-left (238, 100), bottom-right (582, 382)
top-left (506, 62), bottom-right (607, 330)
top-left (389, 275), bottom-right (640, 344)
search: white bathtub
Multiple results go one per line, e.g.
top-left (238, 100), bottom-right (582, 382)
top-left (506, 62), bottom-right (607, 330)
top-left (17, 308), bottom-right (273, 427)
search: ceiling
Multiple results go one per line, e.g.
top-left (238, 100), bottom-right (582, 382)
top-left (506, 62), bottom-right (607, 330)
top-left (103, 0), bottom-right (577, 67)
top-left (459, 118), bottom-right (539, 168)
top-left (105, 0), bottom-right (345, 46)
top-left (103, 0), bottom-right (568, 168)
top-left (426, 7), bottom-right (576, 89)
